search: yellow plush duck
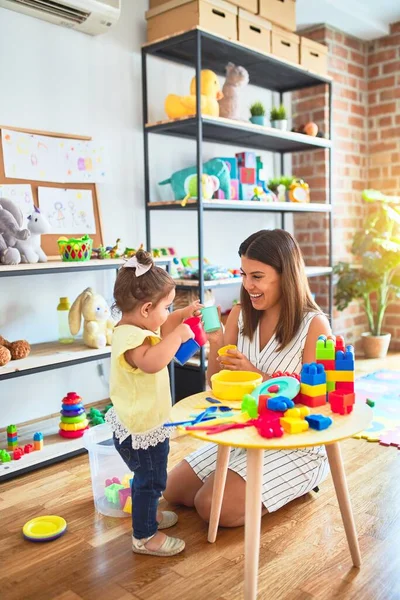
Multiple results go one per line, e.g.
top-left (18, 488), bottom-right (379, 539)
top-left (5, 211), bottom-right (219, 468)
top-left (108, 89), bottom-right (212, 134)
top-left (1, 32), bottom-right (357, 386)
top-left (165, 70), bottom-right (223, 119)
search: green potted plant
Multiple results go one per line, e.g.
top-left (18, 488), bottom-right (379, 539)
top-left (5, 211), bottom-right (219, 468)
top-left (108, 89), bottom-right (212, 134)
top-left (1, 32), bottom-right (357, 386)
top-left (267, 175), bottom-right (295, 202)
top-left (333, 190), bottom-right (400, 358)
top-left (270, 105), bottom-right (287, 131)
top-left (249, 101), bottom-right (266, 126)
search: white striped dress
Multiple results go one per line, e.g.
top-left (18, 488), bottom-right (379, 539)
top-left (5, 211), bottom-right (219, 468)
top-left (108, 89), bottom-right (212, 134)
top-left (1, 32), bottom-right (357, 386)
top-left (185, 311), bottom-right (330, 512)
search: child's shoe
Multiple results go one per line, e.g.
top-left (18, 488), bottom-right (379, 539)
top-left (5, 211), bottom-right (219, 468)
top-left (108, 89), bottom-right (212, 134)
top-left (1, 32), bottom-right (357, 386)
top-left (157, 510), bottom-right (178, 530)
top-left (132, 533), bottom-right (185, 557)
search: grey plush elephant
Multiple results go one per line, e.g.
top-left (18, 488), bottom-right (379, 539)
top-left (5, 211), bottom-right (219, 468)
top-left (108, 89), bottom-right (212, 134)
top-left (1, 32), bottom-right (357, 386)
top-left (0, 198), bottom-right (30, 265)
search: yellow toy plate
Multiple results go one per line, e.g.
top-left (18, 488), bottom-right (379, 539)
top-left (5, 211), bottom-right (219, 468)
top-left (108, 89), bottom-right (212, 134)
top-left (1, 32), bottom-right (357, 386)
top-left (23, 515), bottom-right (67, 541)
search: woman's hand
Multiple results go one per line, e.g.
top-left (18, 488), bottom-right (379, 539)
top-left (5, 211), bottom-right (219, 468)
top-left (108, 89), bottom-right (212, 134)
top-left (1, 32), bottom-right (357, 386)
top-left (182, 299), bottom-right (203, 320)
top-left (218, 348), bottom-right (258, 372)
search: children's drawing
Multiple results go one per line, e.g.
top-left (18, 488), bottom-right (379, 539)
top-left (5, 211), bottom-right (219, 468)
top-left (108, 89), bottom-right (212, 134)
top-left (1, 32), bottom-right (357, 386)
top-left (38, 187), bottom-right (96, 234)
top-left (1, 129), bottom-right (109, 183)
top-left (0, 184), bottom-right (34, 220)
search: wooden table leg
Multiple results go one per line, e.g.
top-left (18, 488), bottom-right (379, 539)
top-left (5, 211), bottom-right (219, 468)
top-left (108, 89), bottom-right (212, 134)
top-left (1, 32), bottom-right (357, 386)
top-left (208, 444), bottom-right (231, 543)
top-left (326, 442), bottom-right (361, 567)
top-left (244, 448), bottom-right (264, 600)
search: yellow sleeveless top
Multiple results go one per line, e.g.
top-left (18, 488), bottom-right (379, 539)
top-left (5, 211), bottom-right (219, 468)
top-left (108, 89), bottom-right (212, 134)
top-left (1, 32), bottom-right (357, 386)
top-left (110, 324), bottom-right (172, 434)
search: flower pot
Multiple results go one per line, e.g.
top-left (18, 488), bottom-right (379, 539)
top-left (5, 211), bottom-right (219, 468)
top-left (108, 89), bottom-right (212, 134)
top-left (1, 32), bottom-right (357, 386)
top-left (271, 119), bottom-right (288, 131)
top-left (250, 116), bottom-right (265, 126)
top-left (361, 332), bottom-right (391, 359)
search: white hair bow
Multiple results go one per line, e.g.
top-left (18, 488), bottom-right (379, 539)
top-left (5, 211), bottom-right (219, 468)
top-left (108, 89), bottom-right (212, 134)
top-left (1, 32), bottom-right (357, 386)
top-left (123, 255), bottom-right (152, 277)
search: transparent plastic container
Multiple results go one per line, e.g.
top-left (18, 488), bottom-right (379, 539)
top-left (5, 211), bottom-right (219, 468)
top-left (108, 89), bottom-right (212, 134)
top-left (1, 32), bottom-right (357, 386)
top-left (83, 423), bottom-right (132, 518)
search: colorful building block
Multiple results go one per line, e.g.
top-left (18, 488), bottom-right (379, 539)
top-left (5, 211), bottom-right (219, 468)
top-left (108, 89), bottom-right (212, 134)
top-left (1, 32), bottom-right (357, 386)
top-left (326, 380), bottom-right (336, 392)
top-left (236, 151), bottom-right (256, 168)
top-left (121, 474), bottom-right (132, 488)
top-left (24, 444), bottom-right (34, 454)
top-left (284, 406), bottom-right (310, 419)
top-left (118, 487), bottom-right (131, 509)
top-left (305, 414), bottom-right (333, 431)
top-left (316, 359), bottom-right (335, 370)
top-left (267, 396), bottom-right (295, 411)
top-left (239, 183), bottom-right (256, 200)
top-left (7, 424), bottom-right (17, 435)
top-left (316, 335), bottom-right (336, 360)
top-left (104, 483), bottom-right (124, 505)
top-left (123, 496), bottom-right (132, 514)
top-left (280, 417), bottom-right (309, 434)
top-left (239, 167), bottom-right (256, 185)
top-left (300, 382), bottom-right (327, 397)
top-left (13, 448), bottom-right (24, 460)
top-left (301, 363), bottom-right (326, 386)
top-left (230, 178), bottom-right (239, 200)
top-left (0, 449), bottom-right (11, 462)
top-left (326, 370), bottom-right (354, 383)
top-left (336, 381), bottom-right (354, 392)
top-left (328, 390), bottom-right (355, 415)
top-left (241, 394), bottom-right (258, 418)
top-left (255, 414), bottom-right (284, 439)
top-left (7, 440), bottom-right (18, 450)
top-left (296, 393), bottom-right (327, 408)
top-left (257, 394), bottom-right (271, 415)
top-left (335, 336), bottom-right (345, 352)
top-left (366, 398), bottom-right (375, 408)
top-left (335, 346), bottom-right (355, 371)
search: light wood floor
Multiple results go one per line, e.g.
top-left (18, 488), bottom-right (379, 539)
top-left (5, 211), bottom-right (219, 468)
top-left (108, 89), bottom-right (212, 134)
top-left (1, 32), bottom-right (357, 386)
top-left (1, 356), bottom-right (399, 600)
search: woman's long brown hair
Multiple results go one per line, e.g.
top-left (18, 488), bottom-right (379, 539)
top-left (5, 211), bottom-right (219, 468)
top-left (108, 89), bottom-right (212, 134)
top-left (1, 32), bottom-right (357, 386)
top-left (239, 229), bottom-right (320, 350)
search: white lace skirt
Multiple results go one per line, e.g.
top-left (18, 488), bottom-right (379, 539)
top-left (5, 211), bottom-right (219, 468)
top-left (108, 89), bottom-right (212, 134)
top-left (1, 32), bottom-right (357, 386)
top-left (105, 407), bottom-right (172, 450)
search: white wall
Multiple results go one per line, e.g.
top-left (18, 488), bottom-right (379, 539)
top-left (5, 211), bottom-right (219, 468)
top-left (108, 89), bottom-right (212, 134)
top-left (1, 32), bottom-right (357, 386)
top-left (0, 1), bottom-right (279, 427)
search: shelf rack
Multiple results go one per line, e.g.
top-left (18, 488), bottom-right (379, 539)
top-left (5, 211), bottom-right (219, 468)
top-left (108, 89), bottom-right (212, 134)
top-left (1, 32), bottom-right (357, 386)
top-left (142, 27), bottom-right (333, 396)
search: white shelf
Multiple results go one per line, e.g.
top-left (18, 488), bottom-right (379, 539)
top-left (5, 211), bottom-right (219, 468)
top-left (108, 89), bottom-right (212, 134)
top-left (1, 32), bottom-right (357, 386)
top-left (0, 340), bottom-right (111, 381)
top-left (0, 405), bottom-right (111, 481)
top-left (148, 199), bottom-right (332, 213)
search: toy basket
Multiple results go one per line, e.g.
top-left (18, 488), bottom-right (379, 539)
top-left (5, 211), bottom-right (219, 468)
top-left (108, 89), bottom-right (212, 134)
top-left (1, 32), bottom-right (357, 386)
top-left (57, 235), bottom-right (93, 262)
top-left (83, 423), bottom-right (132, 518)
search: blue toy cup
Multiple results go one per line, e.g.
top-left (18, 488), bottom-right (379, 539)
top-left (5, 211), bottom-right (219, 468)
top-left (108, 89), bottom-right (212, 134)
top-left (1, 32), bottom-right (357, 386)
top-left (175, 338), bottom-right (200, 366)
top-left (201, 306), bottom-right (221, 333)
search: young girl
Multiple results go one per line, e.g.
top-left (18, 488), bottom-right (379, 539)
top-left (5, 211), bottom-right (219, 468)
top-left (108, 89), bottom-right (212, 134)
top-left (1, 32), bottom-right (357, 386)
top-left (164, 229), bottom-right (331, 527)
top-left (106, 249), bottom-right (200, 557)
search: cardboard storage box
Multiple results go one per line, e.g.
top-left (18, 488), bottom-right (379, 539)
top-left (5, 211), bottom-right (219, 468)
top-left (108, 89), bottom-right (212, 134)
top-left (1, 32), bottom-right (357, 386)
top-left (300, 37), bottom-right (328, 75)
top-left (271, 25), bottom-right (299, 64)
top-left (258, 0), bottom-right (296, 32)
top-left (229, 0), bottom-right (258, 13)
top-left (238, 9), bottom-right (271, 53)
top-left (146, 0), bottom-right (238, 43)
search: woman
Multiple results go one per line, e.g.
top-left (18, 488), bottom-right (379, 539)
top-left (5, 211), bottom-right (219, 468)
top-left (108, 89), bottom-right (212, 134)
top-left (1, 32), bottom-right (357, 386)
top-left (164, 229), bottom-right (331, 527)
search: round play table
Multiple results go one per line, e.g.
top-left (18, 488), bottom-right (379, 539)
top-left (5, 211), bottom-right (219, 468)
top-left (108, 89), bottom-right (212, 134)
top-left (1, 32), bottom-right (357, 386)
top-left (171, 392), bottom-right (372, 600)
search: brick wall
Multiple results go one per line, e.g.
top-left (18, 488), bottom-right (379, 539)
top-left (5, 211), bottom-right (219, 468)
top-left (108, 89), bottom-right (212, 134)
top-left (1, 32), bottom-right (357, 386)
top-left (293, 23), bottom-right (400, 352)
top-left (367, 22), bottom-right (400, 349)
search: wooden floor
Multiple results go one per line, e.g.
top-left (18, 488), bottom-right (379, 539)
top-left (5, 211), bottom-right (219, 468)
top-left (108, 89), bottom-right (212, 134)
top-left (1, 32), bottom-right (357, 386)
top-left (1, 356), bottom-right (400, 600)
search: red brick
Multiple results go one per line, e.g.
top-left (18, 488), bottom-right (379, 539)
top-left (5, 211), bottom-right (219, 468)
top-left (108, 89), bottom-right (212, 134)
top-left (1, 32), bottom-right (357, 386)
top-left (348, 63), bottom-right (365, 78)
top-left (330, 57), bottom-right (347, 72)
top-left (381, 127), bottom-right (400, 139)
top-left (351, 103), bottom-right (366, 116)
top-left (368, 49), bottom-right (397, 65)
top-left (376, 33), bottom-right (400, 48)
top-left (334, 99), bottom-right (349, 112)
top-left (332, 44), bottom-right (349, 59)
top-left (369, 131), bottom-right (378, 142)
top-left (378, 116), bottom-right (392, 127)
top-left (383, 61), bottom-right (400, 75)
top-left (350, 50), bottom-right (365, 65)
top-left (380, 88), bottom-right (400, 101)
top-left (369, 102), bottom-right (396, 116)
top-left (334, 32), bottom-right (344, 44)
top-left (368, 92), bottom-right (377, 105)
top-left (391, 165), bottom-right (400, 176)
top-left (340, 88), bottom-right (358, 101)
top-left (390, 22), bottom-right (400, 34)
top-left (368, 65), bottom-right (380, 78)
top-left (368, 76), bottom-right (396, 91)
top-left (349, 115), bottom-right (364, 128)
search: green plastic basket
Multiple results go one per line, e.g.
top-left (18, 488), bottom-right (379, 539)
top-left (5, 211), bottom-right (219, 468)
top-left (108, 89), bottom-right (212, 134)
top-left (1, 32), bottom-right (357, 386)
top-left (57, 236), bottom-right (93, 262)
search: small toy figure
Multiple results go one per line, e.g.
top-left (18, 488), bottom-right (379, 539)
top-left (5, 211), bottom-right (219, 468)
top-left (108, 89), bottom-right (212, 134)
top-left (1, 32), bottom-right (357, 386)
top-left (33, 431), bottom-right (44, 451)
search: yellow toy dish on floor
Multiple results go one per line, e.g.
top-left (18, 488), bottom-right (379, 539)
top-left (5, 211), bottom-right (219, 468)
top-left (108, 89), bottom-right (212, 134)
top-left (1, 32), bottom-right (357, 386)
top-left (165, 70), bottom-right (223, 119)
top-left (23, 515), bottom-right (67, 542)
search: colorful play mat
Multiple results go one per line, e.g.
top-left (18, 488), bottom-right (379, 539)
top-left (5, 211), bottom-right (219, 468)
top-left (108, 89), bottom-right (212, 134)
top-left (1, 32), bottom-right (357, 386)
top-left (354, 370), bottom-right (400, 447)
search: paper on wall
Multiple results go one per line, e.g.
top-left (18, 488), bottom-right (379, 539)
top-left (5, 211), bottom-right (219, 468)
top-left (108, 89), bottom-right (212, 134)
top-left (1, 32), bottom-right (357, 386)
top-left (38, 187), bottom-right (96, 234)
top-left (0, 184), bottom-right (34, 220)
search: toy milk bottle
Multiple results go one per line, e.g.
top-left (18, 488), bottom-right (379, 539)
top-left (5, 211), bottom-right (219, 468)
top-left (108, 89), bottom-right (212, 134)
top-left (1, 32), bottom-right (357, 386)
top-left (57, 297), bottom-right (74, 344)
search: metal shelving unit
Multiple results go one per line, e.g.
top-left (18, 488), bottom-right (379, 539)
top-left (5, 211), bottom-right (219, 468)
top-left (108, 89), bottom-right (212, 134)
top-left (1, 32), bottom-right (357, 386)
top-left (142, 28), bottom-right (333, 394)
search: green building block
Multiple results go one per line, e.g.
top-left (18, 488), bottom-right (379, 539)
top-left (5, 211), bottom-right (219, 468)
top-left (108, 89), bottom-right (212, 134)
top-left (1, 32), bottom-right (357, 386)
top-left (366, 398), bottom-right (375, 408)
top-left (0, 449), bottom-right (11, 462)
top-left (241, 394), bottom-right (258, 419)
top-left (327, 381), bottom-right (336, 392)
top-left (7, 425), bottom-right (17, 434)
top-left (105, 483), bottom-right (124, 505)
top-left (316, 338), bottom-right (335, 360)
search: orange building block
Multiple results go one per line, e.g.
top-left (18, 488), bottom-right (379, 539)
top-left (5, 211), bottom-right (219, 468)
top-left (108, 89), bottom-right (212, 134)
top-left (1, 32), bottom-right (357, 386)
top-left (296, 393), bottom-right (326, 408)
top-left (328, 390), bottom-right (355, 415)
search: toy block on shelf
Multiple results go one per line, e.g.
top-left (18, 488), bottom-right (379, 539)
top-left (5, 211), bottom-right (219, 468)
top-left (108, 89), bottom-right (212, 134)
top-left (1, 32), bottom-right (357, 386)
top-left (305, 414), bottom-right (333, 431)
top-left (300, 382), bottom-right (327, 397)
top-left (33, 431), bottom-right (44, 451)
top-left (296, 393), bottom-right (327, 408)
top-left (326, 370), bottom-right (354, 383)
top-left (13, 448), bottom-right (24, 460)
top-left (24, 444), bottom-right (34, 454)
top-left (328, 390), bottom-right (355, 415)
top-left (0, 449), bottom-right (11, 462)
top-left (217, 157), bottom-right (238, 179)
top-left (301, 363), bottom-right (326, 386)
top-left (236, 151), bottom-right (256, 168)
top-left (240, 183), bottom-right (256, 200)
top-left (336, 381), bottom-right (354, 392)
top-left (316, 335), bottom-right (336, 360)
top-left (335, 345), bottom-right (355, 371)
top-left (280, 417), bottom-right (309, 434)
top-left (316, 359), bottom-right (335, 370)
top-left (239, 167), bottom-right (256, 185)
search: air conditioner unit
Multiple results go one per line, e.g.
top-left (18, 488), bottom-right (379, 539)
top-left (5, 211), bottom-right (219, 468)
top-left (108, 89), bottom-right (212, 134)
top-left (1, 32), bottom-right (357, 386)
top-left (0, 0), bottom-right (120, 35)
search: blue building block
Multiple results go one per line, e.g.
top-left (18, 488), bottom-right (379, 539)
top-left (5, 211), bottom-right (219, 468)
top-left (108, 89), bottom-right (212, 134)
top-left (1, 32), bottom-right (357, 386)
top-left (33, 432), bottom-right (43, 441)
top-left (267, 396), bottom-right (295, 412)
top-left (300, 363), bottom-right (326, 386)
top-left (335, 345), bottom-right (355, 371)
top-left (305, 414), bottom-right (333, 431)
top-left (217, 157), bottom-right (238, 179)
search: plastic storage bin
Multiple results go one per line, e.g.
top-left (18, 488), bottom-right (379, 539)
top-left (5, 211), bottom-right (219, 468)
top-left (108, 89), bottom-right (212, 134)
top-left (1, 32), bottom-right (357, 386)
top-left (83, 423), bottom-right (132, 518)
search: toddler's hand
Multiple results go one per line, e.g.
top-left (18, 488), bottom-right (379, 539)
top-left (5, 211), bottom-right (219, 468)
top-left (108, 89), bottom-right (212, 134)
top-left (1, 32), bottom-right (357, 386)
top-left (177, 323), bottom-right (195, 343)
top-left (183, 299), bottom-right (203, 319)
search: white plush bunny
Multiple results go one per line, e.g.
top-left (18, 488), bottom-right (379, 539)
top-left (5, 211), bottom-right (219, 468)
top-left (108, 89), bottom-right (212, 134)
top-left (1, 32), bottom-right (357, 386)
top-left (16, 206), bottom-right (50, 263)
top-left (69, 287), bottom-right (114, 349)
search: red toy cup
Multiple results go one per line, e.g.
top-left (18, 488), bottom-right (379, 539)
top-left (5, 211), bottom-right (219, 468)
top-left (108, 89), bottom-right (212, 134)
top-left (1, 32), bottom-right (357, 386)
top-left (184, 316), bottom-right (207, 347)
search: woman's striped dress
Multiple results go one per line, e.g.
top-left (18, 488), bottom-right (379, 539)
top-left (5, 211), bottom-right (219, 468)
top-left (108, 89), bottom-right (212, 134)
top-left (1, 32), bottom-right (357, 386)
top-left (185, 311), bottom-right (329, 512)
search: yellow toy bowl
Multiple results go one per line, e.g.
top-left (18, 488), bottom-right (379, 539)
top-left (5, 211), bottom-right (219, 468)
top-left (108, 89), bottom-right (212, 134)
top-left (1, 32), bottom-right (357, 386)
top-left (211, 370), bottom-right (263, 401)
top-left (22, 515), bottom-right (67, 542)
